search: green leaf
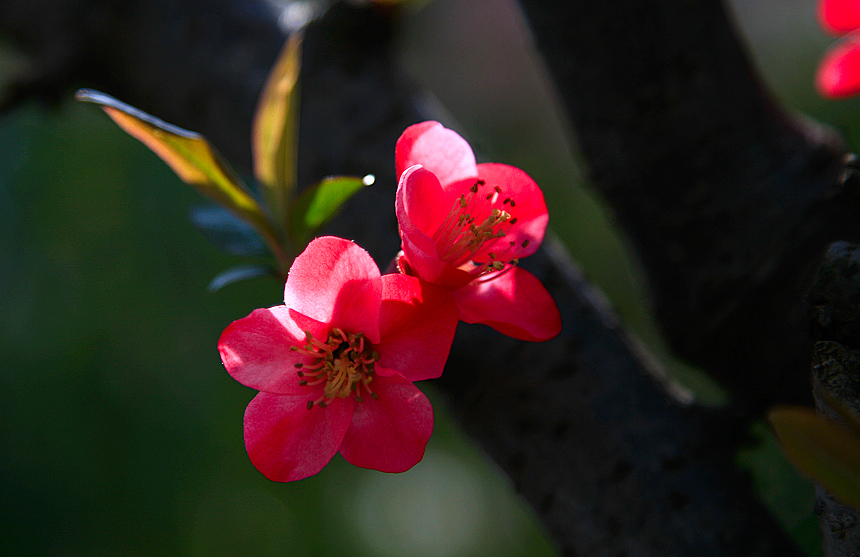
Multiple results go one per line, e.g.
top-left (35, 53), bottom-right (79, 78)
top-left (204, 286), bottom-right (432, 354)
top-left (288, 175), bottom-right (373, 246)
top-left (77, 89), bottom-right (264, 221)
top-left (207, 265), bottom-right (275, 292)
top-left (252, 31), bottom-right (303, 231)
top-left (189, 205), bottom-right (268, 257)
top-left (769, 407), bottom-right (860, 509)
top-left (76, 88), bottom-right (291, 273)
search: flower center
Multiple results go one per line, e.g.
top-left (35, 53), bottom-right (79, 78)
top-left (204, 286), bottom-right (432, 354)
top-left (430, 179), bottom-right (530, 280)
top-left (291, 328), bottom-right (379, 409)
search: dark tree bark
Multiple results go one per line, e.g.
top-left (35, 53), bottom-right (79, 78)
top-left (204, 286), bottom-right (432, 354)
top-left (808, 243), bottom-right (860, 557)
top-left (438, 237), bottom-right (799, 555)
top-left (0, 0), bottom-right (831, 553)
top-left (516, 0), bottom-right (860, 409)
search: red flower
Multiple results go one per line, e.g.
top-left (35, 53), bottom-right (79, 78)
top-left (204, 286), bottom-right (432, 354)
top-left (394, 121), bottom-right (561, 342)
top-left (817, 0), bottom-right (860, 97)
top-left (218, 236), bottom-right (459, 482)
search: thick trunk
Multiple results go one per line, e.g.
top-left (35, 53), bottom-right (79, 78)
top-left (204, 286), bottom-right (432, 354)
top-left (517, 0), bottom-right (855, 409)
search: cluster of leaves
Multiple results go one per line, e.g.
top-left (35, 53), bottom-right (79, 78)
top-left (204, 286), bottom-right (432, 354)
top-left (76, 32), bottom-right (370, 291)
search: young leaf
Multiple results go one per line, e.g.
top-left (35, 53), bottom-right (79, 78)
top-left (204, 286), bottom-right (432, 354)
top-left (288, 175), bottom-right (373, 246)
top-left (77, 90), bottom-right (263, 221)
top-left (189, 205), bottom-right (268, 257)
top-left (252, 31), bottom-right (303, 231)
top-left (76, 88), bottom-right (290, 272)
top-left (769, 406), bottom-right (860, 509)
top-left (207, 265), bottom-right (276, 292)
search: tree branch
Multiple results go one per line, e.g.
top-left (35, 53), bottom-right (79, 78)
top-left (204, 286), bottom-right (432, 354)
top-left (808, 242), bottom-right (860, 557)
top-left (438, 236), bottom-right (799, 554)
top-left (516, 0), bottom-right (858, 409)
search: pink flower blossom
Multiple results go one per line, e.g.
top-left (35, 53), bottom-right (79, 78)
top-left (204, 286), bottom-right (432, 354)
top-left (394, 121), bottom-right (561, 342)
top-left (817, 0), bottom-right (860, 98)
top-left (218, 236), bottom-right (459, 482)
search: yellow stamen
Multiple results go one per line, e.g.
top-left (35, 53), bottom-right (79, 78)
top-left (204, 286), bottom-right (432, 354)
top-left (293, 328), bottom-right (380, 409)
top-left (427, 179), bottom-right (528, 280)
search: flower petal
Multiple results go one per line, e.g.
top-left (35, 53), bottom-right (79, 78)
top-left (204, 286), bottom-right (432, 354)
top-left (284, 236), bottom-right (381, 343)
top-left (397, 164), bottom-right (448, 237)
top-left (219, 306), bottom-right (319, 395)
top-left (244, 392), bottom-right (354, 482)
top-left (375, 274), bottom-right (459, 382)
top-left (454, 267), bottom-right (561, 342)
top-left (396, 166), bottom-right (474, 289)
top-left (820, 0), bottom-right (860, 35)
top-left (395, 121), bottom-right (477, 186)
top-left (338, 374), bottom-right (433, 473)
top-left (818, 33), bottom-right (860, 98)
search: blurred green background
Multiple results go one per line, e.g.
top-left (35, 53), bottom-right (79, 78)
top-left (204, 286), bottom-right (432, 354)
top-left (2, 0), bottom-right (860, 554)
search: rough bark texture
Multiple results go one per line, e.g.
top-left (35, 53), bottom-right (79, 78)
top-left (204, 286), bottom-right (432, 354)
top-left (439, 237), bottom-right (799, 555)
top-left (809, 243), bottom-right (860, 557)
top-left (0, 0), bottom-right (832, 553)
top-left (516, 0), bottom-right (859, 409)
